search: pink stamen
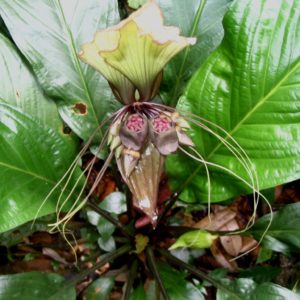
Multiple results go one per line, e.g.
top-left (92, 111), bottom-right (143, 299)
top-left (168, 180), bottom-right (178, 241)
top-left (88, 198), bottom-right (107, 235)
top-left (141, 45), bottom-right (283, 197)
top-left (152, 116), bottom-right (171, 133)
top-left (126, 114), bottom-right (145, 132)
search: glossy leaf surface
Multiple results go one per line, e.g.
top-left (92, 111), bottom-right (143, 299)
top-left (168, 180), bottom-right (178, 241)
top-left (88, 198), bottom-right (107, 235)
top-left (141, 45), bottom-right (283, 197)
top-left (158, 262), bottom-right (204, 299)
top-left (0, 0), bottom-right (121, 140)
top-left (167, 0), bottom-right (300, 202)
top-left (217, 279), bottom-right (300, 300)
top-left (0, 104), bottom-right (79, 232)
top-left (252, 283), bottom-right (300, 300)
top-left (158, 0), bottom-right (233, 104)
top-left (249, 203), bottom-right (300, 253)
top-left (0, 33), bottom-right (61, 130)
top-left (0, 272), bottom-right (75, 300)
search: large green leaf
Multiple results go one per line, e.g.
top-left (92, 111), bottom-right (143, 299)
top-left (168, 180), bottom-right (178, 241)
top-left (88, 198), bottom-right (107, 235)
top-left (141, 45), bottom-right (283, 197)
top-left (0, 0), bottom-right (121, 140)
top-left (158, 0), bottom-right (233, 105)
top-left (167, 0), bottom-right (300, 202)
top-left (252, 283), bottom-right (300, 300)
top-left (0, 272), bottom-right (76, 300)
top-left (0, 103), bottom-right (79, 232)
top-left (248, 203), bottom-right (300, 253)
top-left (0, 33), bottom-right (61, 130)
top-left (217, 279), bottom-right (300, 300)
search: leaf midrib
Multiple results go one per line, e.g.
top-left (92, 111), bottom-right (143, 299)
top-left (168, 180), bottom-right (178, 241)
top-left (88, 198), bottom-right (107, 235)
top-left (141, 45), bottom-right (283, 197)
top-left (54, 0), bottom-right (101, 133)
top-left (182, 59), bottom-right (300, 192)
top-left (0, 161), bottom-right (57, 185)
top-left (170, 0), bottom-right (206, 105)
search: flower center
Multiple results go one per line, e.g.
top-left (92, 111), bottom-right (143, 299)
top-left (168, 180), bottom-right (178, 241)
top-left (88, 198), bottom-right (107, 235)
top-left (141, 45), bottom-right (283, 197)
top-left (126, 114), bottom-right (145, 132)
top-left (152, 115), bottom-right (172, 133)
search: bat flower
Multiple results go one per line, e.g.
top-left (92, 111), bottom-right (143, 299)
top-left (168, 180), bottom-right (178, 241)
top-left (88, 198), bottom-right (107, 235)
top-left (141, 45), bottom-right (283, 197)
top-left (107, 107), bottom-right (194, 226)
top-left (78, 0), bottom-right (196, 103)
top-left (77, 0), bottom-right (197, 227)
top-left (55, 0), bottom-right (259, 231)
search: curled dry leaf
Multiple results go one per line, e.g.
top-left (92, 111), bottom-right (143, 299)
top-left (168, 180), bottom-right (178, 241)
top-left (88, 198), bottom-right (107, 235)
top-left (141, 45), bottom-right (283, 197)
top-left (219, 219), bottom-right (242, 257)
top-left (193, 205), bottom-right (258, 268)
top-left (210, 240), bottom-right (238, 272)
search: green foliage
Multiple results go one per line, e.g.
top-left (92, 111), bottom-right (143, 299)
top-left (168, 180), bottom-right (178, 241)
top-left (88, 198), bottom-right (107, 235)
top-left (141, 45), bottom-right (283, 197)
top-left (159, 0), bottom-right (233, 104)
top-left (130, 285), bottom-right (147, 300)
top-left (87, 192), bottom-right (126, 252)
top-left (0, 0), bottom-right (299, 299)
top-left (0, 34), bottom-right (62, 130)
top-left (0, 272), bottom-right (76, 300)
top-left (0, 103), bottom-right (80, 233)
top-left (238, 266), bottom-right (281, 284)
top-left (158, 262), bottom-right (205, 299)
top-left (217, 279), bottom-right (300, 300)
top-left (249, 203), bottom-right (300, 254)
top-left (86, 277), bottom-right (114, 300)
top-left (0, 0), bottom-right (121, 141)
top-left (169, 229), bottom-right (218, 250)
top-left (128, 0), bottom-right (147, 9)
top-left (167, 0), bottom-right (300, 203)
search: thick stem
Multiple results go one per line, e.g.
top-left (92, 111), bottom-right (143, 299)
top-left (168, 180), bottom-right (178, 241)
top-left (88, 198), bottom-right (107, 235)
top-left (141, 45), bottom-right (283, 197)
top-left (87, 198), bottom-right (133, 239)
top-left (159, 249), bottom-right (242, 300)
top-left (146, 247), bottom-right (170, 300)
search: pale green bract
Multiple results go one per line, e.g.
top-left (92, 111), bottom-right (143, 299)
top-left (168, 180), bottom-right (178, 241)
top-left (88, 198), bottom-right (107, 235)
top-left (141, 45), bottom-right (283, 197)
top-left (169, 230), bottom-right (218, 250)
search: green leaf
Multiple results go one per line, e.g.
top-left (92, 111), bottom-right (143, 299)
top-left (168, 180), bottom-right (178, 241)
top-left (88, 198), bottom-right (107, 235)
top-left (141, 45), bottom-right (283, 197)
top-left (0, 0), bottom-right (121, 141)
top-left (86, 192), bottom-right (126, 227)
top-left (97, 236), bottom-right (116, 252)
top-left (128, 0), bottom-right (147, 9)
top-left (256, 247), bottom-right (273, 264)
top-left (252, 283), bottom-right (300, 300)
top-left (0, 103), bottom-right (79, 232)
top-left (217, 278), bottom-right (256, 300)
top-left (169, 230), bottom-right (218, 250)
top-left (86, 277), bottom-right (114, 300)
top-left (99, 192), bottom-right (127, 214)
top-left (130, 285), bottom-right (147, 300)
top-left (249, 203), bottom-right (300, 253)
top-left (238, 266), bottom-right (280, 284)
top-left (0, 272), bottom-right (75, 300)
top-left (167, 0), bottom-right (300, 202)
top-left (217, 279), bottom-right (300, 300)
top-left (0, 33), bottom-right (61, 130)
top-left (158, 262), bottom-right (205, 300)
top-left (158, 0), bottom-right (233, 104)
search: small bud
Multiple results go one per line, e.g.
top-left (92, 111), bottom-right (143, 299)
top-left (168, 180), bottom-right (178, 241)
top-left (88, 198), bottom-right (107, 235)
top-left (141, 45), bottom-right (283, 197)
top-left (110, 135), bottom-right (121, 151)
